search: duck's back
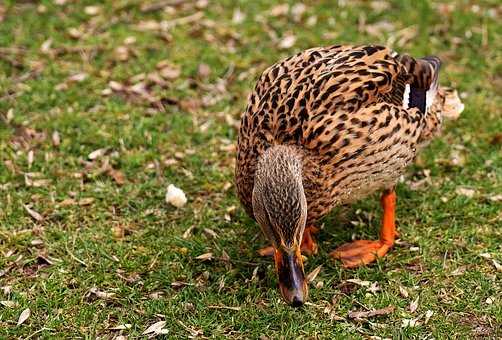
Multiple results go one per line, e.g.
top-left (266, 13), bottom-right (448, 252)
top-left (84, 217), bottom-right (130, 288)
top-left (236, 45), bottom-right (441, 222)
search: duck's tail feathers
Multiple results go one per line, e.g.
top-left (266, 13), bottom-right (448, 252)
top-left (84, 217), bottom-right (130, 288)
top-left (399, 54), bottom-right (441, 113)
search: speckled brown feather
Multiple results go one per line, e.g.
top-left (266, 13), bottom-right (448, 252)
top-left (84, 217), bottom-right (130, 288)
top-left (236, 44), bottom-right (442, 226)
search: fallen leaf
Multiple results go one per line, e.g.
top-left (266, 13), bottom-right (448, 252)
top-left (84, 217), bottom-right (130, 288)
top-left (367, 281), bottom-right (380, 294)
top-left (142, 320), bottom-right (168, 335)
top-left (68, 73), bottom-right (88, 83)
top-left (109, 324), bottom-right (132, 330)
top-left (17, 308), bottom-right (30, 326)
top-left (107, 168), bottom-right (125, 185)
top-left (455, 187), bottom-right (476, 198)
top-left (52, 131), bottom-right (61, 146)
top-left (348, 305), bottom-right (395, 319)
top-left (232, 8), bottom-right (246, 24)
top-left (488, 194), bottom-right (502, 202)
top-left (89, 287), bottom-right (115, 299)
top-left (159, 65), bottom-right (181, 80)
top-left (402, 318), bottom-right (419, 328)
top-left (1, 300), bottom-right (17, 308)
top-left (114, 46), bottom-right (129, 62)
top-left (409, 296), bottom-right (419, 313)
top-left (270, 4), bottom-right (289, 16)
top-left (306, 265), bottom-right (322, 283)
top-left (195, 252), bottom-right (213, 261)
top-left (84, 5), bottom-right (101, 15)
top-left (78, 198), bottom-right (94, 206)
top-left (279, 34), bottom-right (296, 49)
top-left (88, 148), bottom-right (107, 160)
top-left (424, 310), bottom-right (434, 324)
top-left (203, 228), bottom-right (218, 238)
top-left (450, 265), bottom-right (468, 276)
top-left (399, 285), bottom-right (409, 298)
top-left (182, 225), bottom-right (196, 239)
top-left (346, 278), bottom-right (370, 286)
top-left (24, 205), bottom-right (43, 221)
top-left (492, 260), bottom-right (502, 272)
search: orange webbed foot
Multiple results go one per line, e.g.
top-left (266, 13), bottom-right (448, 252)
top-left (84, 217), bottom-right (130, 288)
top-left (330, 240), bottom-right (391, 268)
top-left (332, 189), bottom-right (397, 268)
top-left (300, 225), bottom-right (319, 256)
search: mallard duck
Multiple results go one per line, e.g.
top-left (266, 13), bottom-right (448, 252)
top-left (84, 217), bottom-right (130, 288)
top-left (235, 44), bottom-right (444, 306)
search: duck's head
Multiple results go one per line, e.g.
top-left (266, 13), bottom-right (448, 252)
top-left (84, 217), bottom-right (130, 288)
top-left (252, 145), bottom-right (308, 307)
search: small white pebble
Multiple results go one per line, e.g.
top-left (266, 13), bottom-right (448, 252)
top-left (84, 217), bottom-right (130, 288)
top-left (166, 184), bottom-right (187, 208)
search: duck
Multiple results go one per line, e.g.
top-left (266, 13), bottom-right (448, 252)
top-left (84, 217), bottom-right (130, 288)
top-left (235, 44), bottom-right (445, 307)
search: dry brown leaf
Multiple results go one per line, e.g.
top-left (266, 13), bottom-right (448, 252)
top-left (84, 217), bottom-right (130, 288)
top-left (456, 187), bottom-right (476, 198)
top-left (279, 34), bottom-right (296, 49)
top-left (232, 8), bottom-right (246, 24)
top-left (17, 308), bottom-right (30, 326)
top-left (195, 252), bottom-right (213, 261)
top-left (409, 296), bottom-right (419, 313)
top-left (346, 278), bottom-right (370, 286)
top-left (203, 228), bottom-right (218, 238)
top-left (306, 265), bottom-right (322, 283)
top-left (1, 300), bottom-right (18, 308)
top-left (84, 5), bottom-right (101, 15)
top-left (58, 198), bottom-right (77, 207)
top-left (68, 27), bottom-right (83, 39)
top-left (348, 305), bottom-right (395, 319)
top-left (367, 281), bottom-right (380, 294)
top-left (159, 65), bottom-right (181, 80)
top-left (450, 265), bottom-right (468, 276)
top-left (489, 194), bottom-right (502, 202)
top-left (88, 148), bottom-right (107, 160)
top-left (24, 205), bottom-right (43, 221)
top-left (109, 324), bottom-right (132, 330)
top-left (399, 285), bottom-right (409, 298)
top-left (112, 225), bottom-right (125, 239)
top-left (492, 260), bottom-right (502, 272)
top-left (270, 4), bottom-right (289, 16)
top-left (107, 168), bottom-right (125, 185)
top-left (142, 320), bottom-right (168, 335)
top-left (109, 81), bottom-right (124, 92)
top-left (78, 198), bottom-right (95, 206)
top-left (114, 46), bottom-right (129, 62)
top-left (52, 131), bottom-right (61, 146)
top-left (68, 73), bottom-right (88, 83)
top-left (182, 225), bottom-right (196, 239)
top-left (424, 310), bottom-right (434, 324)
top-left (89, 287), bottom-right (115, 299)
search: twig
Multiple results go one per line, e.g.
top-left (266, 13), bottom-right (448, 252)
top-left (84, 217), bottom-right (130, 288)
top-left (207, 305), bottom-right (241, 311)
top-left (25, 327), bottom-right (54, 339)
top-left (141, 0), bottom-right (190, 12)
top-left (65, 240), bottom-right (87, 267)
top-left (148, 251), bottom-right (163, 270)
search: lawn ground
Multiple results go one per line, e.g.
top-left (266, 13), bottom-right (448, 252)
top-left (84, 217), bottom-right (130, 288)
top-left (0, 0), bottom-right (501, 338)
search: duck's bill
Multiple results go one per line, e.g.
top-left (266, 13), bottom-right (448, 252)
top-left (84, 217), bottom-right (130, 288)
top-left (274, 247), bottom-right (308, 307)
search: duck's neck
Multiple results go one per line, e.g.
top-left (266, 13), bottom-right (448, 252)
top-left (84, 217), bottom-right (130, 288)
top-left (256, 145), bottom-right (303, 183)
top-left (253, 145), bottom-right (306, 247)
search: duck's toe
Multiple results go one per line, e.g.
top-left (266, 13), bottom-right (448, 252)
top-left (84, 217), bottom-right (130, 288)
top-left (330, 240), bottom-right (391, 268)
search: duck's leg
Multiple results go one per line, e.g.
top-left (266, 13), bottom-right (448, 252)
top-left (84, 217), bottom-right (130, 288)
top-left (330, 189), bottom-right (397, 268)
top-left (258, 225), bottom-right (319, 257)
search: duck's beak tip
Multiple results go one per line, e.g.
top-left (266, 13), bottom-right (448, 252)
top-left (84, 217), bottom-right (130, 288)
top-left (274, 247), bottom-right (308, 307)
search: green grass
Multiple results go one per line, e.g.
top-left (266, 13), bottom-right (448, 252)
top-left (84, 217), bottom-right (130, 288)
top-left (1, 0), bottom-right (501, 338)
